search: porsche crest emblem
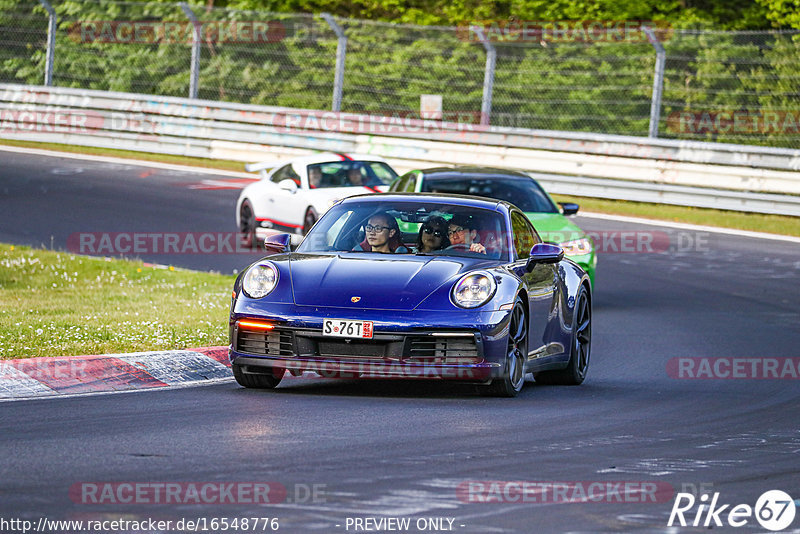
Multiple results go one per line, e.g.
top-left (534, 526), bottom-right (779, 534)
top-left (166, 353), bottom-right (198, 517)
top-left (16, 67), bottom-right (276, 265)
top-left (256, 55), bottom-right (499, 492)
top-left (351, 296), bottom-right (361, 303)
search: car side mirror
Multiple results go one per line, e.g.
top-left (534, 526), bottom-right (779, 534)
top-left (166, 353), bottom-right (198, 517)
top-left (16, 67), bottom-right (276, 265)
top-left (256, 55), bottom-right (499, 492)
top-left (525, 243), bottom-right (564, 271)
top-left (278, 179), bottom-right (298, 193)
top-left (559, 202), bottom-right (579, 216)
top-left (264, 233), bottom-right (292, 255)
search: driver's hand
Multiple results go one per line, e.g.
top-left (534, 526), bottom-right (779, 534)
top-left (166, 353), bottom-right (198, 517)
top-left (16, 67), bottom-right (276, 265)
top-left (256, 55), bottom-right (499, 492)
top-left (470, 243), bottom-right (487, 254)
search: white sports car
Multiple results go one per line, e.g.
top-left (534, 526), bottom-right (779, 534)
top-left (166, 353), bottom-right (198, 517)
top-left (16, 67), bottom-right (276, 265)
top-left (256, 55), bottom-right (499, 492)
top-left (236, 153), bottom-right (399, 246)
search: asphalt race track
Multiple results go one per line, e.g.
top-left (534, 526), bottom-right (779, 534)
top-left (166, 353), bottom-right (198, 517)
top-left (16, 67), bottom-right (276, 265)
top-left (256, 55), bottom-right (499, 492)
top-left (1, 150), bottom-right (799, 533)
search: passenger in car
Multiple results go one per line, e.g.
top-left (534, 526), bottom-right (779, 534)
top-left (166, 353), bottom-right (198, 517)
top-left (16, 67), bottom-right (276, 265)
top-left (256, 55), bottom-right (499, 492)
top-left (308, 166), bottom-right (323, 188)
top-left (346, 164), bottom-right (364, 186)
top-left (447, 214), bottom-right (486, 254)
top-left (353, 212), bottom-right (410, 253)
top-left (415, 215), bottom-right (450, 253)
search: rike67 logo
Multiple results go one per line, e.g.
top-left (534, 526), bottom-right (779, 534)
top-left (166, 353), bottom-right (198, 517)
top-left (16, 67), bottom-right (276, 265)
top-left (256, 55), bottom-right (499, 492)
top-left (668, 490), bottom-right (796, 531)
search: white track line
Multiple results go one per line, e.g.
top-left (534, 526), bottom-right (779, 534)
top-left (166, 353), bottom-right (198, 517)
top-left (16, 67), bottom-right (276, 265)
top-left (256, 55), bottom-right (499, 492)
top-left (578, 211), bottom-right (800, 244)
top-left (0, 144), bottom-right (254, 178)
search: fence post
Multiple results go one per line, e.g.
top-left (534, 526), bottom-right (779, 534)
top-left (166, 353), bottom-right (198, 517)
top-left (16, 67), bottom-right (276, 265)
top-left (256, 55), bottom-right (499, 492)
top-left (37, 0), bottom-right (56, 86)
top-left (321, 13), bottom-right (346, 112)
top-left (472, 26), bottom-right (495, 126)
top-left (180, 2), bottom-right (201, 99)
top-left (643, 25), bottom-right (665, 138)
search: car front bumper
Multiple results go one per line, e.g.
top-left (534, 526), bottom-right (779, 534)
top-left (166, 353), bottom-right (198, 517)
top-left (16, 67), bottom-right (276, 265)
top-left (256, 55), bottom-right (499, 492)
top-left (229, 305), bottom-right (512, 382)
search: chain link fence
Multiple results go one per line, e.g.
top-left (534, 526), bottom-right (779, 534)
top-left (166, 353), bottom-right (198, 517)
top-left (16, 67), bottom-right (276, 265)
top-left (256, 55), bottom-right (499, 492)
top-left (1, 0), bottom-right (799, 148)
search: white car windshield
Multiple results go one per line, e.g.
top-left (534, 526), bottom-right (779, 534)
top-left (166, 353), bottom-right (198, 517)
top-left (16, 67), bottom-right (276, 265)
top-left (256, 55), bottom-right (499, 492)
top-left (307, 161), bottom-right (397, 189)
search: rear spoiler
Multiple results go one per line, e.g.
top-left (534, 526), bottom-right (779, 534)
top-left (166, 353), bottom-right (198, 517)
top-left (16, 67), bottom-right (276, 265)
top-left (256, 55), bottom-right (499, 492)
top-left (245, 160), bottom-right (283, 177)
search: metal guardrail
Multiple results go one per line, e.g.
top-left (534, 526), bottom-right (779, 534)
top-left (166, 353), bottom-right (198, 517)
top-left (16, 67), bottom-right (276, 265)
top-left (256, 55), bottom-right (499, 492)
top-left (1, 84), bottom-right (799, 216)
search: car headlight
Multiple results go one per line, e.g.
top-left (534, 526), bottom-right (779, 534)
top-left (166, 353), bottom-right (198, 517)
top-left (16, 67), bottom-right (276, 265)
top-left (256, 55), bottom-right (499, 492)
top-left (451, 271), bottom-right (497, 309)
top-left (242, 262), bottom-right (279, 299)
top-left (559, 238), bottom-right (593, 256)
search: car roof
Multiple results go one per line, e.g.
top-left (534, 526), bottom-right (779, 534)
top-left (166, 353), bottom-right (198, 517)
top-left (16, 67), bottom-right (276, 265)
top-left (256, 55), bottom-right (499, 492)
top-left (415, 166), bottom-right (533, 181)
top-left (339, 192), bottom-right (514, 212)
top-left (291, 152), bottom-right (390, 167)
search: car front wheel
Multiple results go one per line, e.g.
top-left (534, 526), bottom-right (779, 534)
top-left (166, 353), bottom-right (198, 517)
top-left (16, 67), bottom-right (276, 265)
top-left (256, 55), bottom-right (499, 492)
top-left (487, 297), bottom-right (527, 397)
top-left (232, 363), bottom-right (284, 389)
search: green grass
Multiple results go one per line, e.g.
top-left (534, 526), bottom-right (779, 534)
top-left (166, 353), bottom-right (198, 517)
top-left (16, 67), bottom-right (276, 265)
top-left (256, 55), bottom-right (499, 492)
top-left (0, 244), bottom-right (235, 359)
top-left (0, 139), bottom-right (248, 172)
top-left (553, 195), bottom-right (800, 238)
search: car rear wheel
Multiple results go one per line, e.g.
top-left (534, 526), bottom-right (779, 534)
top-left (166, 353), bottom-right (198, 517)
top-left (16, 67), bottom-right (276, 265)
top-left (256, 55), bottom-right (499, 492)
top-left (487, 297), bottom-right (527, 397)
top-left (232, 363), bottom-right (284, 389)
top-left (534, 285), bottom-right (591, 385)
top-left (239, 200), bottom-right (257, 249)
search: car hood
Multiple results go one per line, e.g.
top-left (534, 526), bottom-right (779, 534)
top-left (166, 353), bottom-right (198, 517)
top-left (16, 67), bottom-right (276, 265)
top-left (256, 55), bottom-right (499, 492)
top-left (288, 253), bottom-right (480, 310)
top-left (526, 213), bottom-right (587, 244)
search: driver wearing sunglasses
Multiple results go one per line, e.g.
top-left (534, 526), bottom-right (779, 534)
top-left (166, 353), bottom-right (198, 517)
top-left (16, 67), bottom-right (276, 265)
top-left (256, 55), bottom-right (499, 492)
top-left (415, 215), bottom-right (450, 253)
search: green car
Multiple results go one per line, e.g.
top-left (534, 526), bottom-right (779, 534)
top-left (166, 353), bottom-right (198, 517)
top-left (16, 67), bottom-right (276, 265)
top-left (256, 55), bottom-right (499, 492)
top-left (389, 166), bottom-right (596, 284)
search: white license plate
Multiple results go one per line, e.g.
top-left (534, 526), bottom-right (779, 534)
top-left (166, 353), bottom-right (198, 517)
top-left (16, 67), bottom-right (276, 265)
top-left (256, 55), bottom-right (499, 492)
top-left (323, 319), bottom-right (373, 339)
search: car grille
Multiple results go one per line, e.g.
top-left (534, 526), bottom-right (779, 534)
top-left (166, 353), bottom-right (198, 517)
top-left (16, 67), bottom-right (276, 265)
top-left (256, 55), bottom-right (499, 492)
top-left (317, 340), bottom-right (387, 360)
top-left (236, 329), bottom-right (293, 357)
top-left (236, 325), bottom-right (481, 364)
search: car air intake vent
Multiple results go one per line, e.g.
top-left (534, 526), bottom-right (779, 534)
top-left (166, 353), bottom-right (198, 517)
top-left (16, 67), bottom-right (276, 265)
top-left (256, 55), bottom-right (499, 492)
top-left (317, 340), bottom-right (386, 359)
top-left (237, 329), bottom-right (294, 357)
top-left (406, 336), bottom-right (479, 362)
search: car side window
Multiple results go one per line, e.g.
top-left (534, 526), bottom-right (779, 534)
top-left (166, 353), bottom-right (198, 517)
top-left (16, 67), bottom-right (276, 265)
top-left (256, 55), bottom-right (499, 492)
top-left (511, 211), bottom-right (540, 259)
top-left (370, 163), bottom-right (397, 183)
top-left (270, 164), bottom-right (301, 186)
top-left (392, 172), bottom-right (416, 192)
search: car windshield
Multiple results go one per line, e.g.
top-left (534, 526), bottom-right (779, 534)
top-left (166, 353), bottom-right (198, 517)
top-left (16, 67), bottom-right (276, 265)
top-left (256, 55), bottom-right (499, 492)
top-left (307, 161), bottom-right (397, 189)
top-left (297, 200), bottom-right (510, 261)
top-left (422, 176), bottom-right (558, 213)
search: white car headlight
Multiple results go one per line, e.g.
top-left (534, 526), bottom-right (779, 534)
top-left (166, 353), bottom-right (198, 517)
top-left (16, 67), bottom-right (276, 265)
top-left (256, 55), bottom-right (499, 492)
top-left (452, 271), bottom-right (497, 309)
top-left (559, 238), bottom-right (593, 256)
top-left (242, 262), bottom-right (279, 299)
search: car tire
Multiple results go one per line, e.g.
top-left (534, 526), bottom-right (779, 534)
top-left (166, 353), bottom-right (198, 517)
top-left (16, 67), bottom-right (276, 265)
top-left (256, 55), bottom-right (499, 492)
top-left (486, 297), bottom-right (527, 397)
top-left (303, 209), bottom-right (317, 235)
top-left (240, 200), bottom-right (257, 249)
top-left (232, 363), bottom-right (284, 389)
top-left (534, 285), bottom-right (591, 386)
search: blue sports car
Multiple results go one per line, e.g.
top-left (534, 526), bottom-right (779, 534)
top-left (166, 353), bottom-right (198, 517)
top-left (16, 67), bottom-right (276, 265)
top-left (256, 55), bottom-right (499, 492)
top-left (229, 193), bottom-right (592, 397)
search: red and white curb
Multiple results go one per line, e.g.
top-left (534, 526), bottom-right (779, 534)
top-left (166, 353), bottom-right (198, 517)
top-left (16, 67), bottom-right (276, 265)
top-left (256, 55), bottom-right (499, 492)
top-left (0, 346), bottom-right (231, 401)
